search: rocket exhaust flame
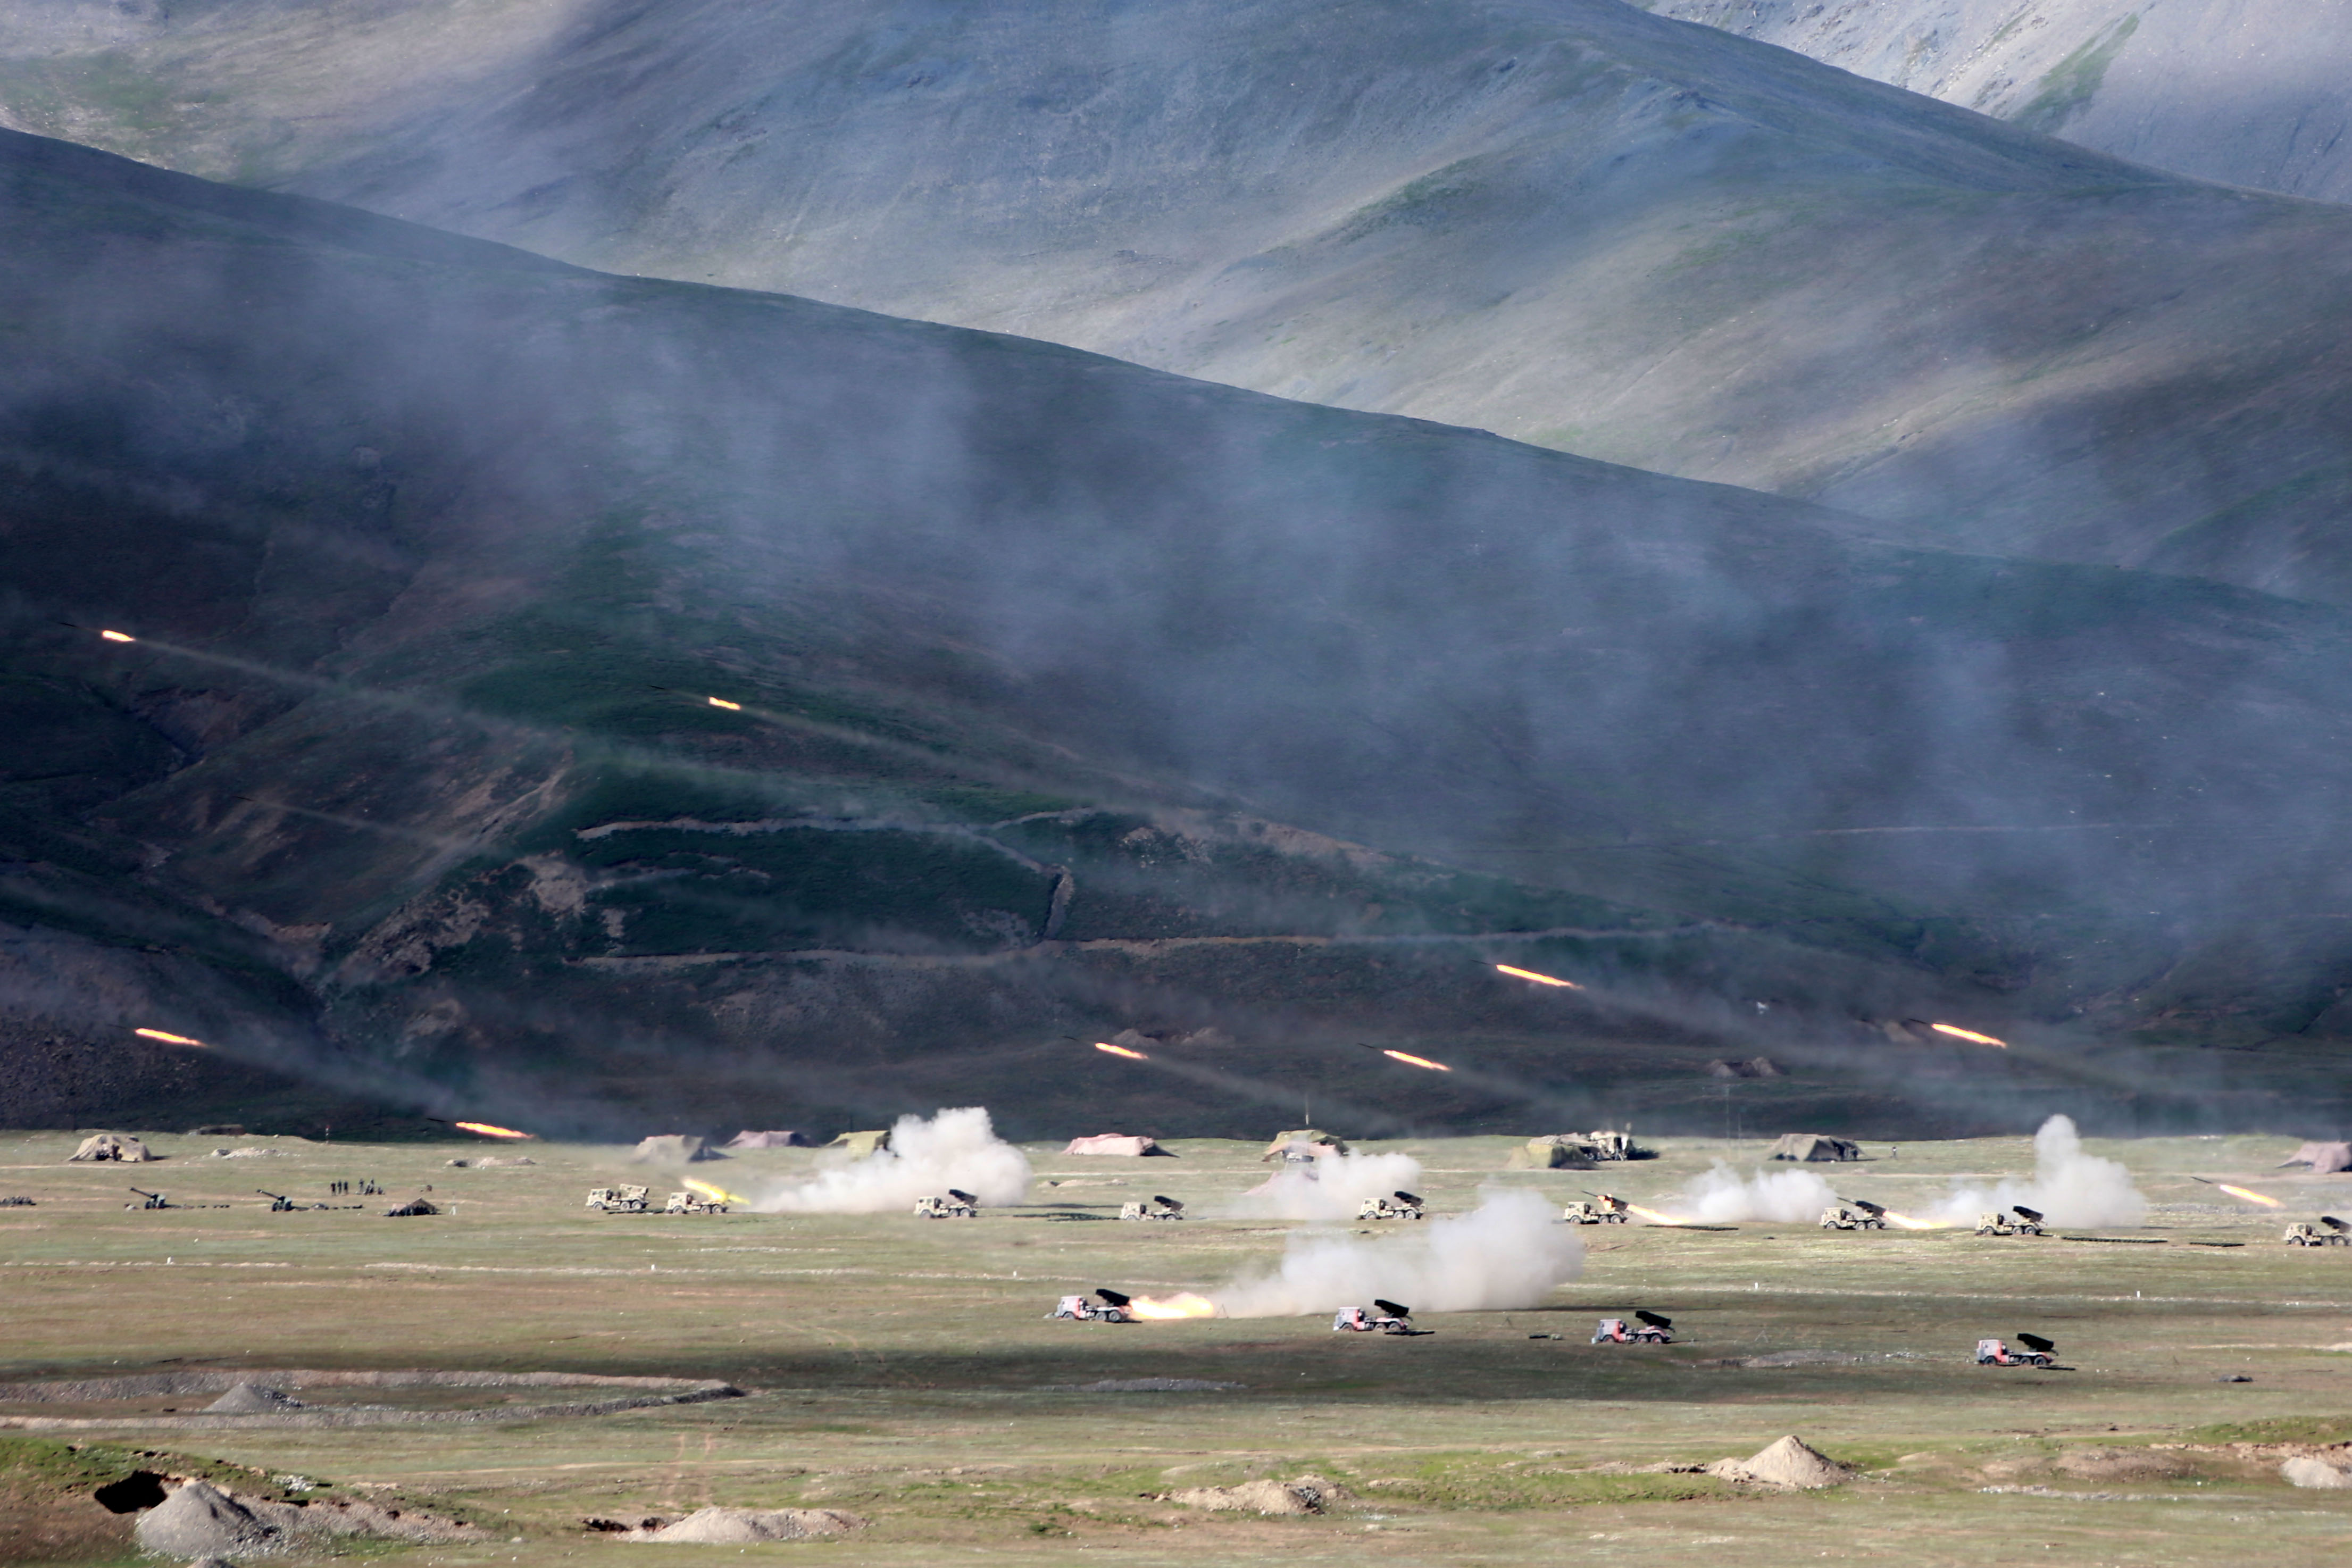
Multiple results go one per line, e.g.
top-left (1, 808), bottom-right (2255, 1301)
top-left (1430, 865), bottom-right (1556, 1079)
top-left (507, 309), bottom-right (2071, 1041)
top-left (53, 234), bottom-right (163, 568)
top-left (683, 1178), bottom-right (745, 1204)
top-left (1495, 964), bottom-right (1580, 989)
top-left (1929, 1023), bottom-right (2008, 1047)
top-left (2214, 1183), bottom-right (2282, 1207)
top-left (1125, 1292), bottom-right (1221, 1320)
top-left (134, 1028), bottom-right (205, 1047)
top-left (99, 629), bottom-right (136, 643)
top-left (1879, 1210), bottom-right (1944, 1230)
top-left (1093, 1041), bottom-right (1149, 1060)
top-left (1381, 1049), bottom-right (1450, 1072)
top-left (706, 697), bottom-right (743, 711)
top-left (1622, 1203), bottom-right (1683, 1224)
top-left (453, 1121), bottom-right (533, 1140)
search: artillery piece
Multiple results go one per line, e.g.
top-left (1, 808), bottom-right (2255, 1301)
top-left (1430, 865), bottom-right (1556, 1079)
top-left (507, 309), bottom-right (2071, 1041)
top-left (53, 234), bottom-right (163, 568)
top-left (1357, 1190), bottom-right (1425, 1221)
top-left (2286, 1215), bottom-right (2352, 1246)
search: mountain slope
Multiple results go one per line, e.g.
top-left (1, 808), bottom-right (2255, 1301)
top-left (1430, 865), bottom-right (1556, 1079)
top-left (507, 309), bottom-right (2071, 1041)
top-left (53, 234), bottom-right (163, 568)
top-left (1642, 0), bottom-right (2352, 206)
top-left (2, 0), bottom-right (2351, 603)
top-left (9, 128), bottom-right (2352, 1137)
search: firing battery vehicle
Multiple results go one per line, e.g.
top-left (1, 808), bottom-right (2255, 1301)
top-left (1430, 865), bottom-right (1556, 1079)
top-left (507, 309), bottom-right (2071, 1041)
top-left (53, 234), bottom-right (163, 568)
top-left (1592, 1311), bottom-right (1674, 1344)
top-left (1974, 1333), bottom-right (2055, 1367)
top-left (1563, 1192), bottom-right (1631, 1224)
top-left (586, 1185), bottom-right (650, 1213)
top-left (1820, 1199), bottom-right (1887, 1230)
top-left (1332, 1298), bottom-right (1431, 1335)
top-left (1119, 1195), bottom-right (1185, 1221)
top-left (914, 1189), bottom-right (980, 1219)
top-left (663, 1190), bottom-right (727, 1214)
top-left (1976, 1205), bottom-right (2045, 1236)
top-left (1357, 1190), bottom-right (1425, 1221)
top-left (2285, 1215), bottom-right (2352, 1245)
top-left (1050, 1288), bottom-right (1136, 1322)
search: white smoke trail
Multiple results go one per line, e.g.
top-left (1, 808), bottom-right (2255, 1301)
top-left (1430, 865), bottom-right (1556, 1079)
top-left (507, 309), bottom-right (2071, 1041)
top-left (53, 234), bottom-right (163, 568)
top-left (1212, 1189), bottom-right (1582, 1317)
top-left (1228, 1149), bottom-right (1425, 1221)
top-left (753, 1107), bottom-right (1031, 1213)
top-left (1926, 1114), bottom-right (2144, 1227)
top-left (1675, 1163), bottom-right (1839, 1223)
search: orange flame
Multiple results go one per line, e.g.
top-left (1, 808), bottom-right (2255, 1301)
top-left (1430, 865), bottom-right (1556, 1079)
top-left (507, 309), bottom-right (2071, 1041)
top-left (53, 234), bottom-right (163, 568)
top-left (1127, 1292), bottom-right (1220, 1320)
top-left (1622, 1203), bottom-right (1684, 1225)
top-left (99, 629), bottom-right (136, 644)
top-left (2216, 1183), bottom-right (2282, 1208)
top-left (134, 1027), bottom-right (205, 1047)
top-left (1930, 1023), bottom-right (2007, 1047)
top-left (683, 1178), bottom-right (745, 1204)
top-left (1382, 1049), bottom-right (1451, 1072)
top-left (1093, 1041), bottom-right (1149, 1060)
top-left (706, 697), bottom-right (743, 711)
top-left (1496, 963), bottom-right (1581, 989)
top-left (1879, 1210), bottom-right (1945, 1230)
top-left (454, 1121), bottom-right (533, 1140)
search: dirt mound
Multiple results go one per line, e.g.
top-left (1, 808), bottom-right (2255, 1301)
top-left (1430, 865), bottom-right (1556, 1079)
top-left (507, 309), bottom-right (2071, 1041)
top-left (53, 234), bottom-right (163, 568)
top-left (2283, 1457), bottom-right (2352, 1488)
top-left (132, 1482), bottom-right (281, 1557)
top-left (1708, 1436), bottom-right (1850, 1488)
top-left (625, 1507), bottom-right (863, 1541)
top-left (203, 1384), bottom-right (302, 1414)
top-left (1165, 1475), bottom-right (1346, 1514)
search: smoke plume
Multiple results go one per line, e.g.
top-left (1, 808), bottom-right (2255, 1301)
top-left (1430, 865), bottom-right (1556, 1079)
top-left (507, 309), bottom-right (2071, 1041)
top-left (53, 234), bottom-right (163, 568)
top-left (1675, 1163), bottom-right (1840, 1222)
top-left (1927, 1114), bottom-right (2145, 1227)
top-left (1228, 1149), bottom-right (1425, 1221)
top-left (1211, 1189), bottom-right (1582, 1317)
top-left (753, 1106), bottom-right (1031, 1213)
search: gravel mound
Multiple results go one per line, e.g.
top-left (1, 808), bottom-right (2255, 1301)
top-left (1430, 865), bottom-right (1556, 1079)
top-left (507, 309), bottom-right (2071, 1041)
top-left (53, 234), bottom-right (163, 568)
top-left (625, 1507), bottom-right (863, 1542)
top-left (204, 1384), bottom-right (303, 1414)
top-left (2283, 1457), bottom-right (2352, 1488)
top-left (134, 1482), bottom-right (282, 1557)
top-left (1707, 1436), bottom-right (1850, 1489)
top-left (1165, 1475), bottom-right (1346, 1514)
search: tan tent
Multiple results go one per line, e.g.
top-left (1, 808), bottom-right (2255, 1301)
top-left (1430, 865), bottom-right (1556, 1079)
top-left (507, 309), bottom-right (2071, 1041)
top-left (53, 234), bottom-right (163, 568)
top-left (1768, 1133), bottom-right (1859, 1162)
top-left (1064, 1134), bottom-right (1169, 1156)
top-left (1261, 1130), bottom-right (1348, 1161)
top-left (2283, 1141), bottom-right (2352, 1173)
top-left (1506, 1135), bottom-right (1598, 1170)
top-left (69, 1133), bottom-right (154, 1163)
top-left (630, 1134), bottom-right (722, 1163)
top-left (724, 1130), bottom-right (810, 1149)
top-left (825, 1130), bottom-right (891, 1158)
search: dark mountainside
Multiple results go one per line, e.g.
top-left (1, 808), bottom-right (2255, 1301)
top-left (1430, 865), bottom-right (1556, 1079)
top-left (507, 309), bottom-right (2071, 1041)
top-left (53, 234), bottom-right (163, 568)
top-left (7, 129), bottom-right (2352, 1141)
top-left (4, 0), bottom-right (2351, 601)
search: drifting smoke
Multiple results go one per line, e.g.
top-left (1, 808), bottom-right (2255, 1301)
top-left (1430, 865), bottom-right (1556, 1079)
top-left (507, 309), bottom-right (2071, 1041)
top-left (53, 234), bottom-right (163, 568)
top-left (754, 1107), bottom-right (1031, 1214)
top-left (1677, 1163), bottom-right (1840, 1223)
top-left (1229, 1149), bottom-right (1424, 1221)
top-left (1211, 1189), bottom-right (1582, 1317)
top-left (1928, 1114), bottom-right (2145, 1227)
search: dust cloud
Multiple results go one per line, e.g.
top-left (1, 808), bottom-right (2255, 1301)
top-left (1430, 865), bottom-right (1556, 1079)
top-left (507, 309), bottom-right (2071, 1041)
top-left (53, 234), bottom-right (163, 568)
top-left (1212, 1189), bottom-right (1582, 1317)
top-left (1926, 1114), bottom-right (2146, 1227)
top-left (1228, 1149), bottom-right (1424, 1221)
top-left (753, 1107), bottom-right (1031, 1214)
top-left (1677, 1163), bottom-right (1839, 1223)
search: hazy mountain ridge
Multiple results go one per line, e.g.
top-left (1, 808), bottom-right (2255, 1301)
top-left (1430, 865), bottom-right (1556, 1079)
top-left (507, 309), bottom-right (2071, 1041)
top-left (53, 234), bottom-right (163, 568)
top-left (8, 129), bottom-right (2352, 1134)
top-left (1644, 0), bottom-right (2352, 205)
top-left (4, 0), bottom-right (2352, 604)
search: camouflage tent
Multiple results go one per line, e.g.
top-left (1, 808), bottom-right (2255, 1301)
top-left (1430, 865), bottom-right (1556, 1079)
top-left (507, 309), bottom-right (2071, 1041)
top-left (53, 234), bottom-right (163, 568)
top-left (1768, 1133), bottom-right (1860, 1162)
top-left (69, 1133), bottom-right (154, 1162)
top-left (825, 1129), bottom-right (892, 1157)
top-left (1261, 1130), bottom-right (1348, 1161)
top-left (723, 1130), bottom-right (810, 1149)
top-left (1064, 1135), bottom-right (1170, 1156)
top-left (2284, 1141), bottom-right (2352, 1173)
top-left (631, 1134), bottom-right (723, 1163)
top-left (1506, 1135), bottom-right (1598, 1170)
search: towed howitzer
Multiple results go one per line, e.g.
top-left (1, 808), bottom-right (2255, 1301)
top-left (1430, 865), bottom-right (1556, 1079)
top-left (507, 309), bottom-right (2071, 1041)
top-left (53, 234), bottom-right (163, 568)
top-left (257, 1189), bottom-right (304, 1212)
top-left (129, 1187), bottom-right (168, 1210)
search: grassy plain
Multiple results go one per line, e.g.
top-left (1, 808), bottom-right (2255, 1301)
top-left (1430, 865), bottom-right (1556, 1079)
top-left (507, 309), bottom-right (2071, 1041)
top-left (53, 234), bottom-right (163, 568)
top-left (5, 1128), bottom-right (2352, 1566)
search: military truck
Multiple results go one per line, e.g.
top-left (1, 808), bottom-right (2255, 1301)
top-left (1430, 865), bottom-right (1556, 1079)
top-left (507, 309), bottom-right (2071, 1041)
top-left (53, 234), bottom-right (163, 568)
top-left (2286, 1216), bottom-right (2352, 1246)
top-left (1333, 1299), bottom-right (1430, 1335)
top-left (1974, 1335), bottom-right (2054, 1367)
top-left (1050, 1289), bottom-right (1134, 1322)
top-left (1585, 1130), bottom-right (1642, 1162)
top-left (1357, 1190), bottom-right (1425, 1221)
top-left (915, 1190), bottom-right (980, 1219)
top-left (1975, 1206), bottom-right (2045, 1236)
top-left (586, 1185), bottom-right (650, 1213)
top-left (663, 1190), bottom-right (727, 1214)
top-left (1820, 1198), bottom-right (1887, 1230)
top-left (1592, 1311), bottom-right (1674, 1344)
top-left (1119, 1195), bottom-right (1185, 1221)
top-left (1563, 1192), bottom-right (1630, 1224)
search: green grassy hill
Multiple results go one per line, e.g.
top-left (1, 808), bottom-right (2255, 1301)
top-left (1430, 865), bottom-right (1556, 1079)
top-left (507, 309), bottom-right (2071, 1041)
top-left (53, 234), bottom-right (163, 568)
top-left (7, 129), bottom-right (2352, 1138)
